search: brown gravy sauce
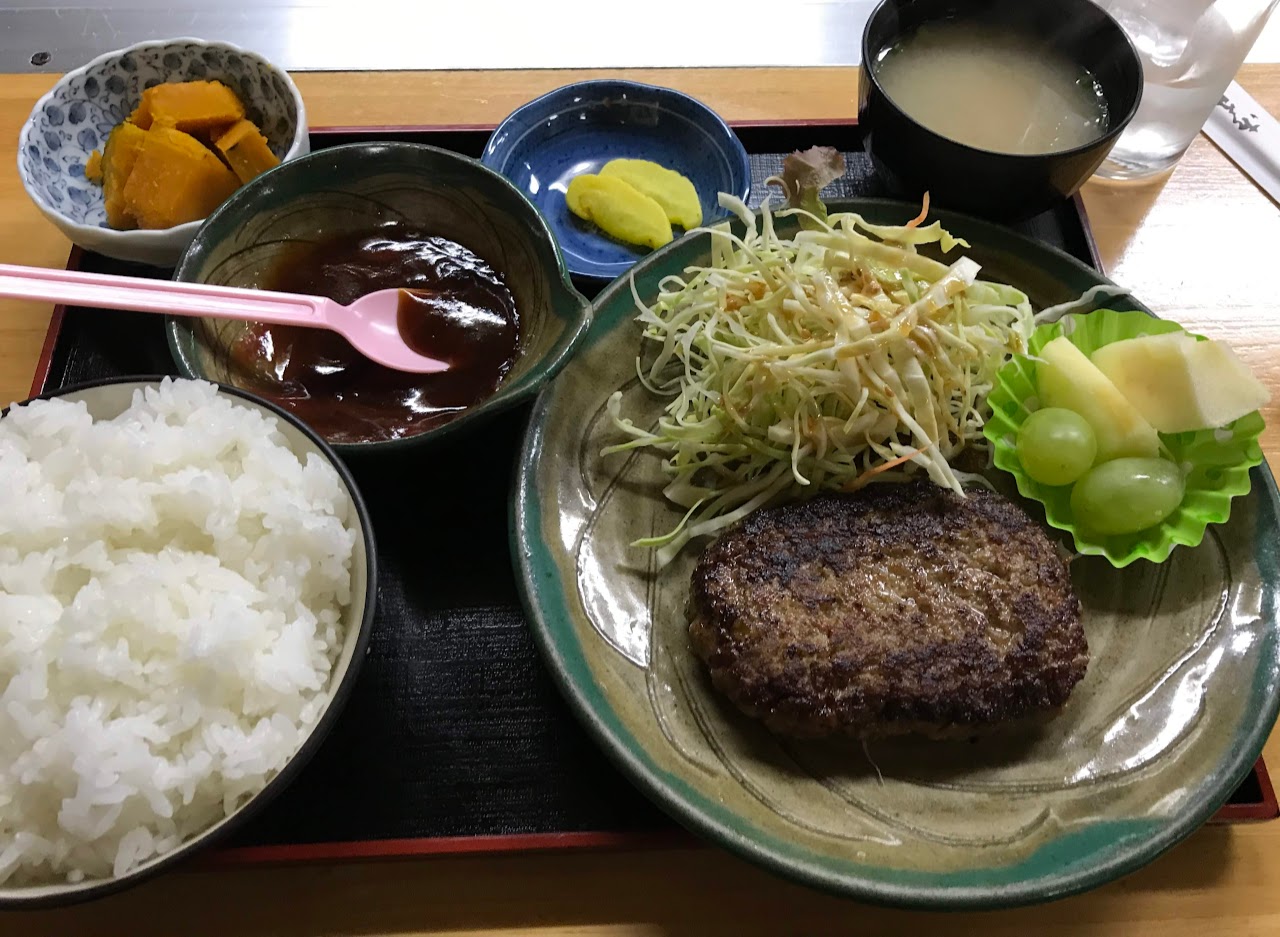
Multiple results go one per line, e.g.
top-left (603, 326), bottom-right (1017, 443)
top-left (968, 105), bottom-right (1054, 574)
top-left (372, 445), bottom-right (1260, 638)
top-left (228, 224), bottom-right (519, 443)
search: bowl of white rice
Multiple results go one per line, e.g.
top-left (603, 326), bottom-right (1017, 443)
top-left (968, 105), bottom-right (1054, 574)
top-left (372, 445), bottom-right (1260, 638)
top-left (0, 376), bottom-right (375, 907)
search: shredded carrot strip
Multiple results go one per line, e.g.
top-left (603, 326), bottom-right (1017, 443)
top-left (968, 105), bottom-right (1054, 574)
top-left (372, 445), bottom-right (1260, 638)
top-left (904, 192), bottom-right (931, 229)
top-left (842, 446), bottom-right (928, 491)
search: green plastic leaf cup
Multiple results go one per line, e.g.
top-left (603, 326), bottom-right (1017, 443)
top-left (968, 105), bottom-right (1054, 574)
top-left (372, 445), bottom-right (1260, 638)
top-left (983, 308), bottom-right (1266, 567)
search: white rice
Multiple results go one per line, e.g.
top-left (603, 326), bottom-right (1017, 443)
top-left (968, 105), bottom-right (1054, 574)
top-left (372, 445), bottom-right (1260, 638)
top-left (0, 378), bottom-right (356, 885)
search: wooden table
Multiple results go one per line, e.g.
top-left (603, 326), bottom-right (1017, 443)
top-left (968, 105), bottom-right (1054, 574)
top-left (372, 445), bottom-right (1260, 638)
top-left (2, 65), bottom-right (1280, 937)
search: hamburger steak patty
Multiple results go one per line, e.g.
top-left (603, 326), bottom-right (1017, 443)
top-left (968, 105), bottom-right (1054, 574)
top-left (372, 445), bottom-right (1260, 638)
top-left (687, 482), bottom-right (1087, 739)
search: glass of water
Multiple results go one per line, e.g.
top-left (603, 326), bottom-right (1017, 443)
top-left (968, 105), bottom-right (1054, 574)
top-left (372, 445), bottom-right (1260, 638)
top-left (1094, 0), bottom-right (1279, 180)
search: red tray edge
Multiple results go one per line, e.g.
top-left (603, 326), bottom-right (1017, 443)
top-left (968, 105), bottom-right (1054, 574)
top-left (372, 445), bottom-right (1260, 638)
top-left (28, 247), bottom-right (78, 398)
top-left (309, 116), bottom-right (860, 136)
top-left (1210, 757), bottom-right (1279, 823)
top-left (30, 123), bottom-right (1276, 869)
top-left (200, 829), bottom-right (692, 868)
top-left (202, 754), bottom-right (1278, 868)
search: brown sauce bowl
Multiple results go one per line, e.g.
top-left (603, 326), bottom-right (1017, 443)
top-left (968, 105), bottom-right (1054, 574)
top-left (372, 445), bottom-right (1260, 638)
top-left (168, 142), bottom-right (592, 456)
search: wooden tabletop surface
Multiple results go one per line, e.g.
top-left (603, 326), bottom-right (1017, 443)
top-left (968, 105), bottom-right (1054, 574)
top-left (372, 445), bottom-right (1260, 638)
top-left (3, 64), bottom-right (1280, 936)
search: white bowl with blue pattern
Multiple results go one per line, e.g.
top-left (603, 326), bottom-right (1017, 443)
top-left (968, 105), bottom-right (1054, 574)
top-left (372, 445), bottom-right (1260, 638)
top-left (18, 37), bottom-right (309, 268)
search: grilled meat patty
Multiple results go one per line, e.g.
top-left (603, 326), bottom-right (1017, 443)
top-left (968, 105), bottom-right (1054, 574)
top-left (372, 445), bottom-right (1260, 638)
top-left (687, 481), bottom-right (1086, 739)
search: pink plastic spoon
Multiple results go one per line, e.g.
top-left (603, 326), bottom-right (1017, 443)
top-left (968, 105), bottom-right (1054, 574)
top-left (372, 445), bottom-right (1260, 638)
top-left (0, 263), bottom-right (450, 374)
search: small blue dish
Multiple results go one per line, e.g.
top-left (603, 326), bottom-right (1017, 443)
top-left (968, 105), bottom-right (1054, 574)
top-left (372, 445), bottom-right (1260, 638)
top-left (482, 80), bottom-right (751, 282)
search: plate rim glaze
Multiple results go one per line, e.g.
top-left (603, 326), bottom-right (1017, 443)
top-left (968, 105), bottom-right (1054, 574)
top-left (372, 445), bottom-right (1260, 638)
top-left (511, 198), bottom-right (1280, 909)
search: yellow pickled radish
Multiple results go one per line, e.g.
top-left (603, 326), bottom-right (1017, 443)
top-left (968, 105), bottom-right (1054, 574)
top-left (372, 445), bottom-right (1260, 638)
top-left (600, 158), bottom-right (703, 229)
top-left (565, 173), bottom-right (673, 250)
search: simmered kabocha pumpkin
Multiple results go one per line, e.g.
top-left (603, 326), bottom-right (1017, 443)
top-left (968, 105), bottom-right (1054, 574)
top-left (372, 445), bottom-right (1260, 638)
top-left (100, 121), bottom-right (149, 229)
top-left (214, 119), bottom-right (281, 184)
top-left (120, 126), bottom-right (240, 229)
top-left (86, 80), bottom-right (281, 230)
top-left (128, 80), bottom-right (245, 136)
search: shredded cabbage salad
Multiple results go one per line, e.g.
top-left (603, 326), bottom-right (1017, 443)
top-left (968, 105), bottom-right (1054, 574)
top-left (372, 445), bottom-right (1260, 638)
top-left (605, 193), bottom-right (1037, 565)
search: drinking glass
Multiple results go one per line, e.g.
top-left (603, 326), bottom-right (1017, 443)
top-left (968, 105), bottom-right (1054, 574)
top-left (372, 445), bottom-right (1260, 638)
top-left (1094, 0), bottom-right (1280, 180)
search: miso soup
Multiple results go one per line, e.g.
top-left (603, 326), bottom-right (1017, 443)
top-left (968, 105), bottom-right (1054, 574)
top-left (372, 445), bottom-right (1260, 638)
top-left (874, 21), bottom-right (1110, 155)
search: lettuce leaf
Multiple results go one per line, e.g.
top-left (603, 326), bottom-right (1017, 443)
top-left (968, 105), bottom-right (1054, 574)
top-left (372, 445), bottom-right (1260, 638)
top-left (766, 146), bottom-right (847, 228)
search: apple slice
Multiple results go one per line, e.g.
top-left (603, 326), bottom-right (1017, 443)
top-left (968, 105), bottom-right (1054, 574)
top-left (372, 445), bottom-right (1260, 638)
top-left (1090, 331), bottom-right (1270, 434)
top-left (1036, 336), bottom-right (1160, 462)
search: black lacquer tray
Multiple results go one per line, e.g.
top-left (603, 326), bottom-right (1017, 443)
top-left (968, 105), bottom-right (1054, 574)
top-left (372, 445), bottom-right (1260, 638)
top-left (30, 121), bottom-right (1273, 867)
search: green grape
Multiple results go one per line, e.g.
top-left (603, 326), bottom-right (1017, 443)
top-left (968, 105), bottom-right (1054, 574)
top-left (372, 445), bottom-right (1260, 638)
top-left (1016, 408), bottom-right (1097, 486)
top-left (1070, 458), bottom-right (1186, 536)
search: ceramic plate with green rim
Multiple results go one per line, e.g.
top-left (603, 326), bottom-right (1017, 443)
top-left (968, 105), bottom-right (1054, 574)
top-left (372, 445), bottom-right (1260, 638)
top-left (512, 199), bottom-right (1280, 909)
